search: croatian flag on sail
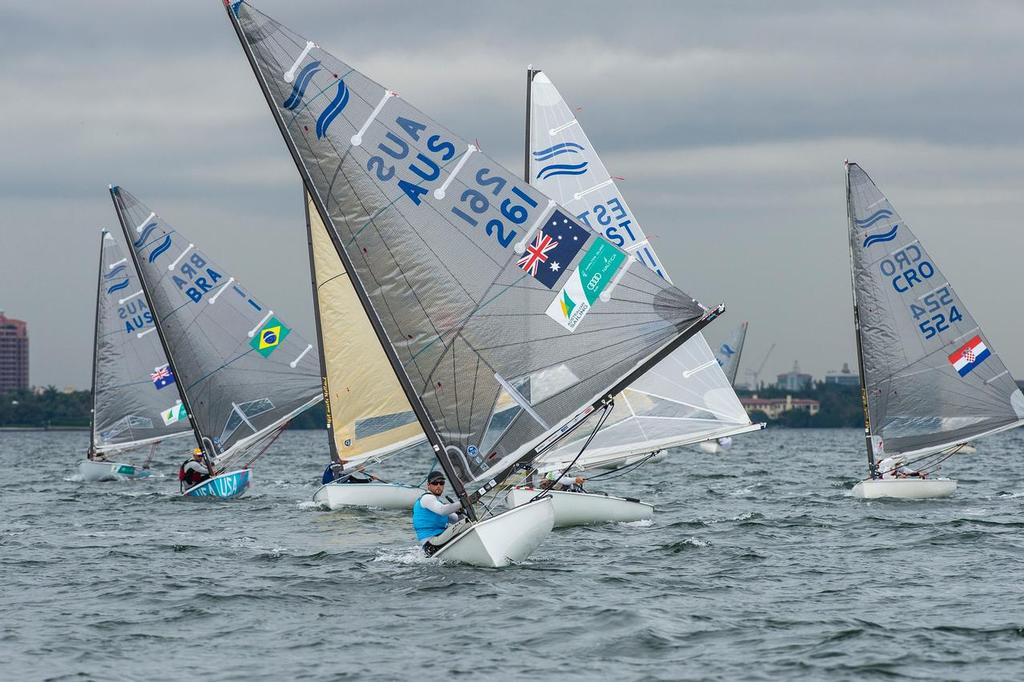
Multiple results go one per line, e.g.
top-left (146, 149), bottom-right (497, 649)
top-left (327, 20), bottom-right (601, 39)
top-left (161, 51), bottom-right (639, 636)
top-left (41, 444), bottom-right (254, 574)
top-left (948, 336), bottom-right (990, 377)
top-left (516, 210), bottom-right (590, 289)
top-left (151, 365), bottom-right (176, 390)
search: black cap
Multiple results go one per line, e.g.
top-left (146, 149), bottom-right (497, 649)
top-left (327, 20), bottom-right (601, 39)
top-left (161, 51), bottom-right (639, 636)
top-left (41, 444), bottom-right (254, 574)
top-left (427, 471), bottom-right (445, 484)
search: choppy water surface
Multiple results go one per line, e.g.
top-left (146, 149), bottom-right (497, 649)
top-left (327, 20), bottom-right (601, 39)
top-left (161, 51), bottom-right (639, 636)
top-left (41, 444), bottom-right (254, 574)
top-left (2, 428), bottom-right (1022, 681)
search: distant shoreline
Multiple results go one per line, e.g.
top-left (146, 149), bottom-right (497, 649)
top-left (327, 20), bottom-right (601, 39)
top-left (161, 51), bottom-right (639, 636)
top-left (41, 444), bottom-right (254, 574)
top-left (0, 426), bottom-right (89, 432)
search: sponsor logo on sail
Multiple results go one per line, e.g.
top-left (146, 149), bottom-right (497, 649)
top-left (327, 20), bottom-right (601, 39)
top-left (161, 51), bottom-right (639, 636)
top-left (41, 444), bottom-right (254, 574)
top-left (106, 279), bottom-right (130, 294)
top-left (148, 235), bottom-right (172, 263)
top-left (948, 335), bottom-right (990, 377)
top-left (282, 60), bottom-right (321, 110)
top-left (545, 237), bottom-right (625, 332)
top-left (161, 402), bottom-right (187, 426)
top-left (533, 142), bottom-right (589, 180)
top-left (151, 365), bottom-right (176, 390)
top-left (316, 80), bottom-right (350, 139)
top-left (134, 222), bottom-right (158, 248)
top-left (863, 224), bottom-right (899, 248)
top-left (516, 210), bottom-right (590, 289)
top-left (855, 208), bottom-right (893, 229)
top-left (250, 316), bottom-right (291, 358)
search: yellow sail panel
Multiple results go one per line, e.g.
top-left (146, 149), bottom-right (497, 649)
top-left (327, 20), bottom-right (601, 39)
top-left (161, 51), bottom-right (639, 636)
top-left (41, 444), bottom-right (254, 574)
top-left (307, 193), bottom-right (425, 462)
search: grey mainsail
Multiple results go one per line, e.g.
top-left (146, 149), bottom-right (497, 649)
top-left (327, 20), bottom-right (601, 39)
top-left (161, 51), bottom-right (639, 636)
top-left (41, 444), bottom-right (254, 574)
top-left (90, 229), bottom-right (192, 454)
top-left (847, 162), bottom-right (1024, 468)
top-left (225, 1), bottom-right (721, 511)
top-left (715, 322), bottom-right (749, 387)
top-left (109, 186), bottom-right (323, 470)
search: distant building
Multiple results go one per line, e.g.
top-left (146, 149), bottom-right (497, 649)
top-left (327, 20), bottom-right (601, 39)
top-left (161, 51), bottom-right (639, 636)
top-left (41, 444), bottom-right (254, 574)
top-left (776, 361), bottom-right (812, 392)
top-left (0, 312), bottom-right (29, 394)
top-left (824, 362), bottom-right (860, 387)
top-left (741, 394), bottom-right (820, 419)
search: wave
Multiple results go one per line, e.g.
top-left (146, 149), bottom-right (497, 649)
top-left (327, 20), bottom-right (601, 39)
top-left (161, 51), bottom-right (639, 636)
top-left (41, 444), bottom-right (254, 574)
top-left (104, 264), bottom-right (127, 280)
top-left (282, 60), bottom-right (321, 111)
top-left (148, 235), bottom-right (172, 263)
top-left (133, 222), bottom-right (158, 247)
top-left (532, 141), bottom-right (584, 161)
top-left (316, 80), bottom-right (350, 139)
top-left (855, 208), bottom-right (893, 228)
top-left (862, 224), bottom-right (899, 247)
top-left (106, 278), bottom-right (129, 294)
top-left (537, 161), bottom-right (588, 180)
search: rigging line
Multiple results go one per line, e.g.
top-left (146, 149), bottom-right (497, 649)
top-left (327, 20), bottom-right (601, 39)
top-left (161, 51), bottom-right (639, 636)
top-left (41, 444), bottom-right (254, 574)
top-left (530, 401), bottom-right (613, 504)
top-left (584, 453), bottom-right (657, 481)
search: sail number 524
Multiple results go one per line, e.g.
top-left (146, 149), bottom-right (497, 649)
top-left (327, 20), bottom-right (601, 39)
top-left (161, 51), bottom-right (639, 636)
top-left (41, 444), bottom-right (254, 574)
top-left (909, 286), bottom-right (962, 339)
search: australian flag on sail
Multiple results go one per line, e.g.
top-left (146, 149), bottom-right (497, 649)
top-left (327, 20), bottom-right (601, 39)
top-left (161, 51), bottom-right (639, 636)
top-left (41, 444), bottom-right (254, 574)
top-left (151, 365), bottom-right (176, 390)
top-left (516, 210), bottom-right (590, 289)
top-left (948, 335), bottom-right (990, 377)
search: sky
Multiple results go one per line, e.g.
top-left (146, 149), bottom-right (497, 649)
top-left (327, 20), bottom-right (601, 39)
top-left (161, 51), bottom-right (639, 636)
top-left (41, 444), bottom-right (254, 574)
top-left (3, 1), bottom-right (1024, 389)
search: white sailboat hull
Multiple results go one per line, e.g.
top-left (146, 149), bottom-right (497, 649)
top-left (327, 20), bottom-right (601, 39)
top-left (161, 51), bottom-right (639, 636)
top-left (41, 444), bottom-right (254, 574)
top-left (506, 487), bottom-right (653, 527)
top-left (313, 482), bottom-right (422, 510)
top-left (852, 477), bottom-right (957, 499)
top-left (78, 459), bottom-right (153, 482)
top-left (432, 497), bottom-right (554, 567)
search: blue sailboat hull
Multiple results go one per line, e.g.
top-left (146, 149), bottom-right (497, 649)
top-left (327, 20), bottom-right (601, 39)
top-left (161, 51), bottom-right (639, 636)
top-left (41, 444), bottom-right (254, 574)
top-left (183, 469), bottom-right (252, 499)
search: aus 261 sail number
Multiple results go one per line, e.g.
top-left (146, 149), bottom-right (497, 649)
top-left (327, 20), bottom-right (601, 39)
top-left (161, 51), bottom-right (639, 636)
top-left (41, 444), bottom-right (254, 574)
top-left (365, 115), bottom-right (535, 250)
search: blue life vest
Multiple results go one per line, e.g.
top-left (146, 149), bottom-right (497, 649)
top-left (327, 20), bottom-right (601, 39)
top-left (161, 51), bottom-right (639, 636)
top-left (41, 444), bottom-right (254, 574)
top-left (412, 494), bottom-right (449, 541)
top-left (321, 465), bottom-right (334, 485)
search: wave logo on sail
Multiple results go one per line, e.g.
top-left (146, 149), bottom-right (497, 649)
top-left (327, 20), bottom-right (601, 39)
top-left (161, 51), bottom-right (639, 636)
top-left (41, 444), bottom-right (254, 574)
top-left (533, 142), bottom-right (589, 181)
top-left (863, 224), bottom-right (899, 248)
top-left (282, 60), bottom-right (321, 110)
top-left (316, 80), bottom-right (350, 139)
top-left (105, 264), bottom-right (129, 294)
top-left (134, 222), bottom-right (158, 248)
top-left (106, 279), bottom-right (129, 294)
top-left (855, 208), bottom-right (893, 229)
top-left (148, 235), bottom-right (173, 263)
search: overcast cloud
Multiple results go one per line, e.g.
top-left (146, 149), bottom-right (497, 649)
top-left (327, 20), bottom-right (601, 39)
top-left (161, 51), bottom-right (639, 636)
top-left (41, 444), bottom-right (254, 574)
top-left (3, 1), bottom-right (1024, 389)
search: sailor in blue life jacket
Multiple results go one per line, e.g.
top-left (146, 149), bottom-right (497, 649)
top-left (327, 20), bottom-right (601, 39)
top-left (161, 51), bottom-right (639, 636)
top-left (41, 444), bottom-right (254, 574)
top-left (179, 448), bottom-right (211, 491)
top-left (412, 471), bottom-right (470, 555)
top-left (322, 459), bottom-right (378, 485)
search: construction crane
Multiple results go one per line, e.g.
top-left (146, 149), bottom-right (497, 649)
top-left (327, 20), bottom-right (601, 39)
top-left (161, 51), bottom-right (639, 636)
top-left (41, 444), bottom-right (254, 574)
top-left (745, 342), bottom-right (776, 390)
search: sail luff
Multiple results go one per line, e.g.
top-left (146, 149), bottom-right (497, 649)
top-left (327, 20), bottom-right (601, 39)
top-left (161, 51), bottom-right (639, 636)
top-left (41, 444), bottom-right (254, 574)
top-left (846, 162), bottom-right (876, 476)
top-left (523, 67), bottom-right (538, 183)
top-left (88, 230), bottom-right (106, 457)
top-left (301, 189), bottom-right (339, 464)
top-left (109, 186), bottom-right (206, 466)
top-left (222, 4), bottom-right (471, 510)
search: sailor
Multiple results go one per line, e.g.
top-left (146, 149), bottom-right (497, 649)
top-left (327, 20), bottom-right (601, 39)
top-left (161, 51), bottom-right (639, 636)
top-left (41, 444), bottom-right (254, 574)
top-left (179, 448), bottom-right (211, 489)
top-left (412, 471), bottom-right (469, 555)
top-left (875, 455), bottom-right (901, 480)
top-left (322, 459), bottom-right (377, 485)
top-left (543, 471), bottom-right (587, 493)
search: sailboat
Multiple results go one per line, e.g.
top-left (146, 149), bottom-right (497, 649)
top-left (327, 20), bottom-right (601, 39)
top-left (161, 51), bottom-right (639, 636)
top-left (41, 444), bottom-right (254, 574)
top-left (507, 69), bottom-right (763, 523)
top-left (846, 161), bottom-right (1024, 499)
top-left (79, 229), bottom-right (194, 482)
top-left (109, 185), bottom-right (323, 498)
top-left (224, 1), bottom-right (724, 565)
top-left (304, 191), bottom-right (426, 510)
top-left (699, 321), bottom-right (751, 454)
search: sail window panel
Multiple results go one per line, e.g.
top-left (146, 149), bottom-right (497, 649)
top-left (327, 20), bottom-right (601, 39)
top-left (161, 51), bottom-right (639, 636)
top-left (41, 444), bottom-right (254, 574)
top-left (354, 410), bottom-right (417, 439)
top-left (99, 415), bottom-right (155, 443)
top-left (219, 398), bottom-right (275, 445)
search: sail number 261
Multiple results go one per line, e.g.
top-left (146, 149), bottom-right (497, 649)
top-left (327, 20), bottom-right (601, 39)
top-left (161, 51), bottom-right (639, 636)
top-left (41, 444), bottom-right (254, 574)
top-left (909, 285), bottom-right (962, 339)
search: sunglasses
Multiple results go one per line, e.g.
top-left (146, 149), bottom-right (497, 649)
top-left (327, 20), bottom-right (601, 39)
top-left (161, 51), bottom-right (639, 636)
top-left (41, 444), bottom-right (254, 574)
top-left (428, 480), bottom-right (445, 485)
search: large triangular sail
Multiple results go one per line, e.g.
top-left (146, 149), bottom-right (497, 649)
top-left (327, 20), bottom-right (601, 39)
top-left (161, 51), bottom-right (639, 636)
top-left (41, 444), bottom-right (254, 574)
top-left (90, 229), bottom-right (193, 454)
top-left (225, 2), bottom-right (721, 511)
top-left (715, 322), bottom-right (749, 387)
top-left (110, 186), bottom-right (323, 470)
top-left (304, 191), bottom-right (425, 465)
top-left (526, 69), bottom-right (758, 470)
top-left (846, 162), bottom-right (1024, 469)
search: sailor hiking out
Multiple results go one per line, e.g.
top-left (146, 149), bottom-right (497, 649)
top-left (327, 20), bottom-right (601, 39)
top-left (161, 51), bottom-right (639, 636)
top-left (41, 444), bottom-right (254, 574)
top-left (412, 471), bottom-right (470, 556)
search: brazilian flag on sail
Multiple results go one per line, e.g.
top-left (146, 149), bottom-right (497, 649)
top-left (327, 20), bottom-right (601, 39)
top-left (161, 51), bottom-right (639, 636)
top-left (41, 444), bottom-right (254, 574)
top-left (250, 316), bottom-right (291, 358)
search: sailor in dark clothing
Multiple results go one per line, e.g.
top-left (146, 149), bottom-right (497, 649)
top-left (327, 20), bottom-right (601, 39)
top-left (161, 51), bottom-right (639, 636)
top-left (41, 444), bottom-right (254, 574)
top-left (180, 448), bottom-right (211, 490)
top-left (322, 459), bottom-right (378, 485)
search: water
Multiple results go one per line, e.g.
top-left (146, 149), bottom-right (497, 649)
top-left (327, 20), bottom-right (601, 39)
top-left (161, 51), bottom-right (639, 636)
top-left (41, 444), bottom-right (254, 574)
top-left (2, 428), bottom-right (1022, 681)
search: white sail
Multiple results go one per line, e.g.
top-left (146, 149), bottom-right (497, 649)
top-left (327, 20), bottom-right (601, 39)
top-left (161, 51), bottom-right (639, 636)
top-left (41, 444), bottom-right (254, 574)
top-left (304, 192), bottom-right (426, 466)
top-left (528, 69), bottom-right (758, 470)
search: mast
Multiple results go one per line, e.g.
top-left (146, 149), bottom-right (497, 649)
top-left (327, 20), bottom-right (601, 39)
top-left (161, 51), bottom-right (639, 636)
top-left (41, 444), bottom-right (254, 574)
top-left (87, 230), bottom-right (106, 459)
top-left (223, 6), bottom-right (473, 516)
top-left (845, 162), bottom-right (875, 477)
top-left (108, 187), bottom-right (211, 474)
top-left (301, 188), bottom-right (339, 464)
top-left (523, 67), bottom-right (539, 183)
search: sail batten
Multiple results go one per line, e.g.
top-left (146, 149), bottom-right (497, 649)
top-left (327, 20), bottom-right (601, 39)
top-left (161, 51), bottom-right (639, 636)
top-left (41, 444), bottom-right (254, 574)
top-left (227, 3), bottom-right (720, 508)
top-left (846, 162), bottom-right (1024, 465)
top-left (111, 186), bottom-right (322, 470)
